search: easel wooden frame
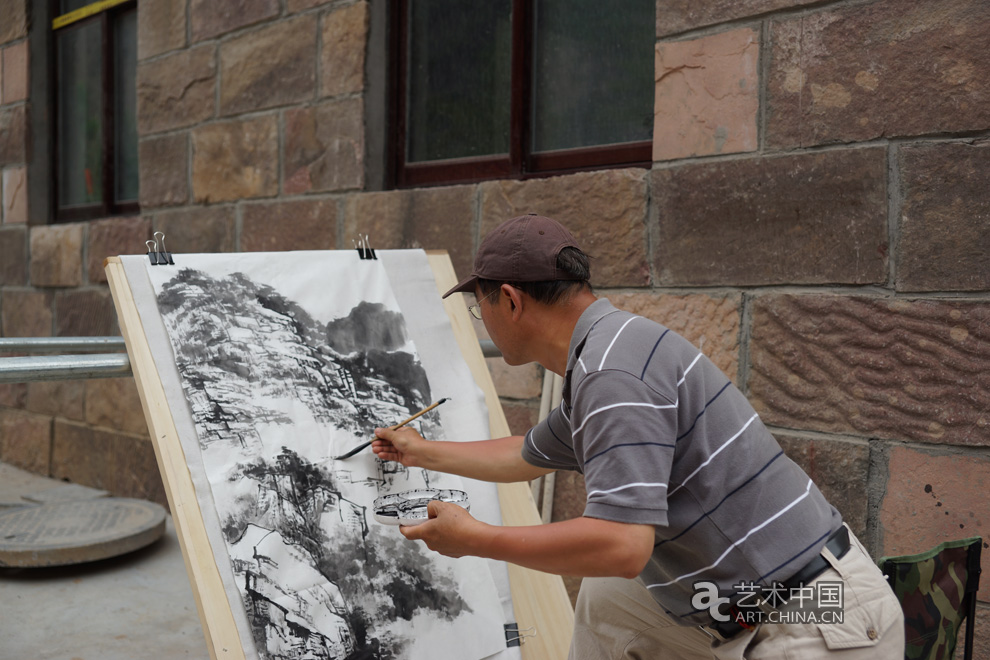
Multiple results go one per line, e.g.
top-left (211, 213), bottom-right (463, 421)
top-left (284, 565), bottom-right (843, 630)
top-left (104, 251), bottom-right (574, 660)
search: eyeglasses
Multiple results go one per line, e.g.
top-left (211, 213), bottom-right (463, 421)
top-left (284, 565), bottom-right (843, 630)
top-left (468, 289), bottom-right (499, 320)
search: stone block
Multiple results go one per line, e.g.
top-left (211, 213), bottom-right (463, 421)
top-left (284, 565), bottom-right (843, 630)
top-left (550, 470), bottom-right (587, 524)
top-left (0, 0), bottom-right (27, 43)
top-left (0, 408), bottom-right (51, 475)
top-left (137, 45), bottom-right (216, 135)
top-left (775, 433), bottom-right (869, 542)
top-left (0, 105), bottom-right (26, 166)
top-left (287, 0), bottom-right (329, 12)
top-left (499, 399), bottom-right (540, 438)
top-left (651, 148), bottom-right (888, 286)
top-left (749, 294), bottom-right (990, 447)
top-left (51, 421), bottom-right (112, 492)
top-left (880, 445), bottom-right (990, 601)
top-left (241, 197), bottom-right (337, 252)
top-left (897, 141), bottom-right (990, 292)
top-left (321, 1), bottom-right (368, 97)
top-left (30, 224), bottom-right (84, 287)
top-left (0, 383), bottom-right (27, 408)
top-left (479, 169), bottom-right (650, 288)
top-left (606, 292), bottom-right (741, 383)
top-left (1, 289), bottom-right (52, 337)
top-left (342, 184), bottom-right (475, 279)
top-left (139, 133), bottom-right (188, 208)
top-left (219, 15), bottom-right (316, 116)
top-left (284, 97), bottom-right (364, 193)
top-left (84, 378), bottom-right (149, 436)
top-left (153, 205), bottom-right (236, 253)
top-left (2, 165), bottom-right (27, 224)
top-left (87, 216), bottom-right (152, 283)
top-left (768, 0), bottom-right (990, 148)
top-left (192, 115), bottom-right (278, 203)
top-left (137, 0), bottom-right (186, 59)
top-left (55, 288), bottom-right (118, 337)
top-left (191, 0), bottom-right (279, 43)
top-left (26, 380), bottom-right (85, 421)
top-left (115, 435), bottom-right (167, 506)
top-left (654, 28), bottom-right (758, 161)
top-left (487, 359), bottom-right (543, 401)
top-left (0, 225), bottom-right (26, 284)
top-left (47, 419), bottom-right (166, 505)
top-left (1, 40), bottom-right (28, 103)
top-left (656, 0), bottom-right (820, 38)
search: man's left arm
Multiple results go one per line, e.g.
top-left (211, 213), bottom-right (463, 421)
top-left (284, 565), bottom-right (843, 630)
top-left (401, 500), bottom-right (654, 579)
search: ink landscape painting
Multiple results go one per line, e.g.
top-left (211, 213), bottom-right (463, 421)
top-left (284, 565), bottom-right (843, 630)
top-left (140, 252), bottom-right (508, 660)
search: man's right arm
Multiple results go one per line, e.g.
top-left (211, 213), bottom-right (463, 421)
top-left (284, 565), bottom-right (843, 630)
top-left (371, 427), bottom-right (554, 483)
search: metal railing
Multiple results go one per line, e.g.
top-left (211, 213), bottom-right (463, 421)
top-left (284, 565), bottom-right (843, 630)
top-left (0, 337), bottom-right (502, 383)
top-left (0, 337), bottom-right (130, 383)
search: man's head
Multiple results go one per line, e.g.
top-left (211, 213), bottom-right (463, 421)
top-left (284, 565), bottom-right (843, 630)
top-left (443, 214), bottom-right (592, 305)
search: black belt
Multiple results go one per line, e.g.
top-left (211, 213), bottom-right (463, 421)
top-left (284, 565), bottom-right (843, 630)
top-left (705, 526), bottom-right (851, 642)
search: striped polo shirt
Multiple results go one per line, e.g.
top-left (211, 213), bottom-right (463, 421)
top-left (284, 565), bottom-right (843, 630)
top-left (521, 299), bottom-right (841, 625)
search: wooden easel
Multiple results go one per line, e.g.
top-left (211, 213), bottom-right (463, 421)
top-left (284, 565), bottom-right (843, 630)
top-left (105, 251), bottom-right (574, 660)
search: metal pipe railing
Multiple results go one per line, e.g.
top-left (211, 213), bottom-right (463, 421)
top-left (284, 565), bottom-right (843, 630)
top-left (0, 336), bottom-right (131, 383)
top-left (0, 337), bottom-right (127, 354)
top-left (0, 354), bottom-right (132, 383)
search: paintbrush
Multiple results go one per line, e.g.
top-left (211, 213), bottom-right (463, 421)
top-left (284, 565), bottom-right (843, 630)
top-left (333, 397), bottom-right (450, 460)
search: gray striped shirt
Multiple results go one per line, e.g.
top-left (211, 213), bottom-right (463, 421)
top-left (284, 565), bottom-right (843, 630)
top-left (522, 299), bottom-right (841, 625)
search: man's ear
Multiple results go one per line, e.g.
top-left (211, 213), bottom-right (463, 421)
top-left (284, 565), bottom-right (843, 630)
top-left (502, 284), bottom-right (524, 320)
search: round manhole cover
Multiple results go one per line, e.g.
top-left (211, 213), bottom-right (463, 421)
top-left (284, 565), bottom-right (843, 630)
top-left (0, 498), bottom-right (166, 567)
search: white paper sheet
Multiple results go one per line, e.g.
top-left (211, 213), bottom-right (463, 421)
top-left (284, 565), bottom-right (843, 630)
top-left (120, 251), bottom-right (519, 660)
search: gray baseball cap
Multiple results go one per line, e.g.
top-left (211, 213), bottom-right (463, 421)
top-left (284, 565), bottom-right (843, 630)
top-left (442, 214), bottom-right (584, 298)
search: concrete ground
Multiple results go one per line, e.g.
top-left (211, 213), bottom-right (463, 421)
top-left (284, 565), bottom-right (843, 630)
top-left (0, 463), bottom-right (208, 660)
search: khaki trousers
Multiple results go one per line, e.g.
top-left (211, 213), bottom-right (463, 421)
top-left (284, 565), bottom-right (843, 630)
top-left (569, 526), bottom-right (904, 660)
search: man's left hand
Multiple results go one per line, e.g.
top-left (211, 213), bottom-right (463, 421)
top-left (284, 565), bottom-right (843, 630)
top-left (399, 500), bottom-right (488, 558)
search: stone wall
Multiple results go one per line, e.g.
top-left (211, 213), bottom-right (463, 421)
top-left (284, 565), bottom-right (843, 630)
top-left (0, 0), bottom-right (988, 639)
top-left (653, 0), bottom-right (990, 645)
top-left (0, 0), bottom-right (164, 505)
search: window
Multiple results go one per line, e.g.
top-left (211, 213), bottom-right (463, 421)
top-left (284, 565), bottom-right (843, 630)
top-left (391, 0), bottom-right (654, 188)
top-left (52, 0), bottom-right (138, 221)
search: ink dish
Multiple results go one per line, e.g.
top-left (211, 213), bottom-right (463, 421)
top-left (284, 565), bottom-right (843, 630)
top-left (373, 489), bottom-right (470, 526)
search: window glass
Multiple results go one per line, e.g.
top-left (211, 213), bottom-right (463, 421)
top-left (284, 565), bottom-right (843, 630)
top-left (406, 0), bottom-right (512, 163)
top-left (114, 8), bottom-right (139, 203)
top-left (53, 2), bottom-right (139, 219)
top-left (531, 0), bottom-right (653, 153)
top-left (57, 20), bottom-right (104, 208)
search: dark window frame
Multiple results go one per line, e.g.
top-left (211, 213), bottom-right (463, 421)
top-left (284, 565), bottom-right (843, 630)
top-left (50, 0), bottom-right (139, 223)
top-left (389, 0), bottom-right (652, 189)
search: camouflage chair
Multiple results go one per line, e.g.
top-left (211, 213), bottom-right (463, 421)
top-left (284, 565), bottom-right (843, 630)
top-left (878, 537), bottom-right (982, 660)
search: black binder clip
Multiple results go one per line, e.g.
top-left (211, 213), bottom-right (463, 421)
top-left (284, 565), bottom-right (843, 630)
top-left (504, 623), bottom-right (536, 647)
top-left (147, 231), bottom-right (174, 266)
top-left (355, 235), bottom-right (377, 260)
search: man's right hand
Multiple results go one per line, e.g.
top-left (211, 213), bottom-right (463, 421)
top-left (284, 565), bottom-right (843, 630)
top-left (372, 426), bottom-right (428, 468)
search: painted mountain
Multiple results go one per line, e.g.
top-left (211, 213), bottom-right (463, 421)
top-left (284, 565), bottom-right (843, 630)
top-left (156, 268), bottom-right (438, 449)
top-left (153, 267), bottom-right (472, 660)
